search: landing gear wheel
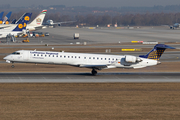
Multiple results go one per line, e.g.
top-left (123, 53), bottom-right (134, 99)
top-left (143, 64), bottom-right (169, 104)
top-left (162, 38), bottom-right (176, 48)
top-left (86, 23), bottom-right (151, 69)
top-left (11, 65), bottom-right (14, 68)
top-left (91, 69), bottom-right (97, 76)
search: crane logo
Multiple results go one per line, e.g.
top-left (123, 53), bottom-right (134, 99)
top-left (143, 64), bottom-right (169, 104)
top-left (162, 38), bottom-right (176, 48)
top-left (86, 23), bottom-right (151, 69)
top-left (24, 16), bottom-right (30, 21)
top-left (0, 20), bottom-right (2, 24)
top-left (18, 24), bottom-right (23, 29)
top-left (5, 21), bottom-right (9, 24)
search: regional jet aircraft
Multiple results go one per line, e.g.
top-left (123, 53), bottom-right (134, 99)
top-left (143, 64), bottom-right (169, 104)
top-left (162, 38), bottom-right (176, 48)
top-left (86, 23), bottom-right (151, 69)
top-left (4, 44), bottom-right (175, 75)
top-left (43, 19), bottom-right (75, 27)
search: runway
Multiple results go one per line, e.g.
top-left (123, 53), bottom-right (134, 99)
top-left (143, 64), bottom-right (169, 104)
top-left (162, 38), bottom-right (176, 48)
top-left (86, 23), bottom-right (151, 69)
top-left (0, 72), bottom-right (179, 83)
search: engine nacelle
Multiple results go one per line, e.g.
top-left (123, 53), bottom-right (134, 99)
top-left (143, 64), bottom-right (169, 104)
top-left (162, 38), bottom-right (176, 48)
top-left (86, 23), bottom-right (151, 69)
top-left (125, 55), bottom-right (141, 63)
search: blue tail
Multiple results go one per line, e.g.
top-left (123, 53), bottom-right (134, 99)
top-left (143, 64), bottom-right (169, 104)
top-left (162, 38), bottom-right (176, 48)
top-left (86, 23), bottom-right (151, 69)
top-left (12, 19), bottom-right (27, 31)
top-left (0, 12), bottom-right (4, 19)
top-left (15, 13), bottom-right (32, 24)
top-left (3, 11), bottom-right (12, 24)
top-left (139, 44), bottom-right (175, 60)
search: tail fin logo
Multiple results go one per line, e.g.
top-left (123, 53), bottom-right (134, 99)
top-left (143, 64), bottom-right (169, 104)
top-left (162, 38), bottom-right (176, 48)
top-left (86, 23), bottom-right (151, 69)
top-left (24, 23), bottom-right (27, 27)
top-left (24, 16), bottom-right (30, 21)
top-left (0, 20), bottom-right (2, 24)
top-left (36, 18), bottom-right (41, 25)
top-left (5, 21), bottom-right (9, 24)
top-left (18, 24), bottom-right (23, 29)
top-left (147, 49), bottom-right (165, 60)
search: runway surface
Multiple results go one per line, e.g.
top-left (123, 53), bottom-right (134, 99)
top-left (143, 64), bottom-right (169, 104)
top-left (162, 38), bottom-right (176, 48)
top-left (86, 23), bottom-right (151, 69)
top-left (0, 72), bottom-right (180, 83)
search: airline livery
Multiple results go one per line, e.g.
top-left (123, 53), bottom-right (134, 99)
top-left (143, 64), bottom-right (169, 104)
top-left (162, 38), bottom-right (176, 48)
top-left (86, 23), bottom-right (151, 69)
top-left (0, 19), bottom-right (27, 38)
top-left (4, 44), bottom-right (175, 75)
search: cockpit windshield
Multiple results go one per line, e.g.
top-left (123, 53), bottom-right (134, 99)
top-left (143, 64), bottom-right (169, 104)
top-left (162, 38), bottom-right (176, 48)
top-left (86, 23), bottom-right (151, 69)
top-left (11, 52), bottom-right (20, 55)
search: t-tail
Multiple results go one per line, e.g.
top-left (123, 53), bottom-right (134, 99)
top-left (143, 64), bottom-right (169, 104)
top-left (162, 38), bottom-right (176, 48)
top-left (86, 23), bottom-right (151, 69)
top-left (3, 11), bottom-right (12, 24)
top-left (29, 10), bottom-right (47, 26)
top-left (12, 20), bottom-right (27, 31)
top-left (139, 44), bottom-right (175, 60)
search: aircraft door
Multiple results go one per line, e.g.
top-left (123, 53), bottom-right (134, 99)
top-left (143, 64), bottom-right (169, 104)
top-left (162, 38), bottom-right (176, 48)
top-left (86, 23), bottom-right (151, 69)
top-left (23, 51), bottom-right (29, 60)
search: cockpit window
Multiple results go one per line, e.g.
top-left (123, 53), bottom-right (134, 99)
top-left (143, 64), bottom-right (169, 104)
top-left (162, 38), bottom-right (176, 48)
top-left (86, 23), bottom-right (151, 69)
top-left (12, 52), bottom-right (20, 55)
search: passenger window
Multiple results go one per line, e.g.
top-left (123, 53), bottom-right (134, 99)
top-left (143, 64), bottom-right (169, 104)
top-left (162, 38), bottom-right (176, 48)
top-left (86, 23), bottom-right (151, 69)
top-left (72, 56), bottom-right (73, 58)
top-left (89, 57), bottom-right (91, 59)
top-left (34, 54), bottom-right (35, 56)
top-left (93, 57), bottom-right (95, 59)
top-left (105, 58), bottom-right (106, 60)
top-left (101, 58), bottom-right (103, 60)
top-left (84, 57), bottom-right (86, 59)
top-left (49, 55), bottom-right (51, 57)
top-left (68, 56), bottom-right (70, 58)
top-left (64, 56), bottom-right (66, 58)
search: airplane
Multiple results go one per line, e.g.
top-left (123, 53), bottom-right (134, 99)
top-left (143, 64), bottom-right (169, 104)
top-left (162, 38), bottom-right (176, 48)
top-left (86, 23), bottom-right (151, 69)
top-left (3, 44), bottom-right (175, 75)
top-left (0, 10), bottom-right (47, 31)
top-left (0, 11), bottom-right (12, 24)
top-left (26, 9), bottom-right (47, 31)
top-left (170, 23), bottom-right (180, 29)
top-left (43, 19), bottom-right (76, 27)
top-left (0, 19), bottom-right (27, 38)
top-left (0, 13), bottom-right (32, 29)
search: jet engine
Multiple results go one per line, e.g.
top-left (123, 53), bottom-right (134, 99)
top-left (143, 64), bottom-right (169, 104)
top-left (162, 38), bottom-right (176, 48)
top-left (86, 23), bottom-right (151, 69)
top-left (125, 55), bottom-right (142, 63)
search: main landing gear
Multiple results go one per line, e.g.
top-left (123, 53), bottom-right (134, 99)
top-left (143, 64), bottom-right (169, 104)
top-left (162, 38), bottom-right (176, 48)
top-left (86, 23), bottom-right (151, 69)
top-left (11, 62), bottom-right (14, 68)
top-left (91, 69), bottom-right (97, 76)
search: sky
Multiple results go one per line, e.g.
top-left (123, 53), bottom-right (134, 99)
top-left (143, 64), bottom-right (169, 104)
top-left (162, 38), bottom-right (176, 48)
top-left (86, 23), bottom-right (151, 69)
top-left (2, 0), bottom-right (180, 7)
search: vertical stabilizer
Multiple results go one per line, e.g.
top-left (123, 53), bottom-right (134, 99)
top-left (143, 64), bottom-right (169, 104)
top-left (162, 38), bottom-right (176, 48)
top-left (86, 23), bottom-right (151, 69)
top-left (29, 10), bottom-right (47, 26)
top-left (139, 44), bottom-right (175, 60)
top-left (3, 11), bottom-right (12, 24)
top-left (12, 20), bottom-right (27, 31)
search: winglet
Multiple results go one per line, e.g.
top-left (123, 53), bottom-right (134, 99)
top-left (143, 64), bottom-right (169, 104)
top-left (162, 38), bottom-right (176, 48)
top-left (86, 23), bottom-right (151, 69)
top-left (139, 44), bottom-right (175, 60)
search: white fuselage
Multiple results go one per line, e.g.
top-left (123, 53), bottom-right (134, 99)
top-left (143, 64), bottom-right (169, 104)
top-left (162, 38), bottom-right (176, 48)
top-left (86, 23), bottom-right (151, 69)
top-left (4, 50), bottom-right (158, 70)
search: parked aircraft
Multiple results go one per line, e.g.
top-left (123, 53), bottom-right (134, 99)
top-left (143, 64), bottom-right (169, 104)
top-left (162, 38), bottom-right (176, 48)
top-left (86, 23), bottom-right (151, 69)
top-left (170, 23), bottom-right (180, 29)
top-left (0, 19), bottom-right (27, 38)
top-left (43, 19), bottom-right (75, 27)
top-left (0, 11), bottom-right (12, 24)
top-left (26, 9), bottom-right (47, 31)
top-left (0, 10), bottom-right (46, 31)
top-left (0, 13), bottom-right (32, 29)
top-left (3, 44), bottom-right (175, 75)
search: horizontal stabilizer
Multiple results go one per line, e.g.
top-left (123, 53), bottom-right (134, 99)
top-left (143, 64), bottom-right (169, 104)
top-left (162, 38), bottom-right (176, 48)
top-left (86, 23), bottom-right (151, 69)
top-left (139, 44), bottom-right (175, 60)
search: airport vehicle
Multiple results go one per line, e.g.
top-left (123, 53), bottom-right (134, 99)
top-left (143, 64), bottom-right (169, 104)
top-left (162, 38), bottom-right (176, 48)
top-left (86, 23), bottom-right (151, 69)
top-left (4, 44), bottom-right (175, 75)
top-left (45, 32), bottom-right (49, 36)
top-left (43, 19), bottom-right (75, 27)
top-left (0, 11), bottom-right (12, 24)
top-left (22, 38), bottom-right (29, 43)
top-left (73, 33), bottom-right (79, 39)
top-left (0, 19), bottom-right (27, 38)
top-left (0, 13), bottom-right (32, 29)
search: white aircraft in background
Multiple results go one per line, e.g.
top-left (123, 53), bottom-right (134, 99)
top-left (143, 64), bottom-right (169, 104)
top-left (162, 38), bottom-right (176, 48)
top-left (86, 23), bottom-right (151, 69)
top-left (4, 44), bottom-right (175, 75)
top-left (170, 23), bottom-right (180, 29)
top-left (43, 19), bottom-right (76, 27)
top-left (0, 19), bottom-right (27, 38)
top-left (26, 9), bottom-right (47, 31)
